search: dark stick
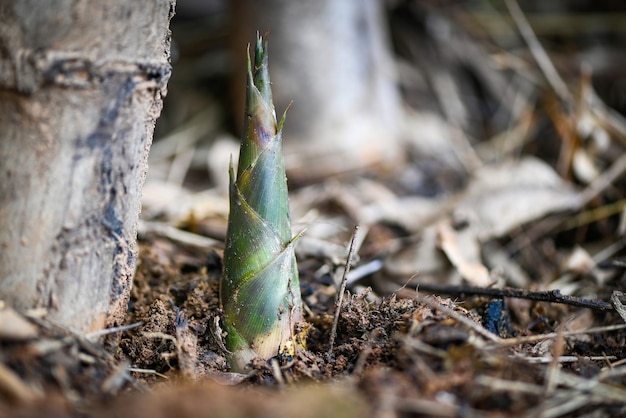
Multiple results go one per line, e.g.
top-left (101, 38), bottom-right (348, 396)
top-left (328, 225), bottom-right (360, 355)
top-left (415, 283), bottom-right (613, 311)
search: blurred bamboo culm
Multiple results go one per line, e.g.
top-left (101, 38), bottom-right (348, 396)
top-left (220, 35), bottom-right (303, 372)
top-left (231, 0), bottom-right (401, 182)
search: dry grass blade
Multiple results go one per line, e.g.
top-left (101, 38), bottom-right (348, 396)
top-left (504, 0), bottom-right (571, 102)
top-left (490, 323), bottom-right (626, 349)
top-left (86, 321), bottom-right (143, 340)
top-left (138, 220), bottom-right (220, 248)
top-left (554, 370), bottom-right (626, 404)
top-left (476, 375), bottom-right (545, 396)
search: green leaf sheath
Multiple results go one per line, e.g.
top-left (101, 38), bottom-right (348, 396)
top-left (220, 35), bottom-right (303, 371)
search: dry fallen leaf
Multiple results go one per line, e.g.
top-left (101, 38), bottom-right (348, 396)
top-left (437, 220), bottom-right (492, 287)
top-left (454, 157), bottom-right (580, 241)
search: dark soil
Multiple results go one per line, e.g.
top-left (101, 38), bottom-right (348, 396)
top-left (4, 229), bottom-right (625, 417)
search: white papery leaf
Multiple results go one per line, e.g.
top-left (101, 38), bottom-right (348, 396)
top-left (455, 157), bottom-right (580, 241)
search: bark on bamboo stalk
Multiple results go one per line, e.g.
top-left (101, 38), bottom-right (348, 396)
top-left (221, 36), bottom-right (303, 371)
top-left (0, 0), bottom-right (174, 332)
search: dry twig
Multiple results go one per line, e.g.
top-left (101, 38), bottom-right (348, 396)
top-left (328, 225), bottom-right (360, 355)
top-left (415, 283), bottom-right (613, 311)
